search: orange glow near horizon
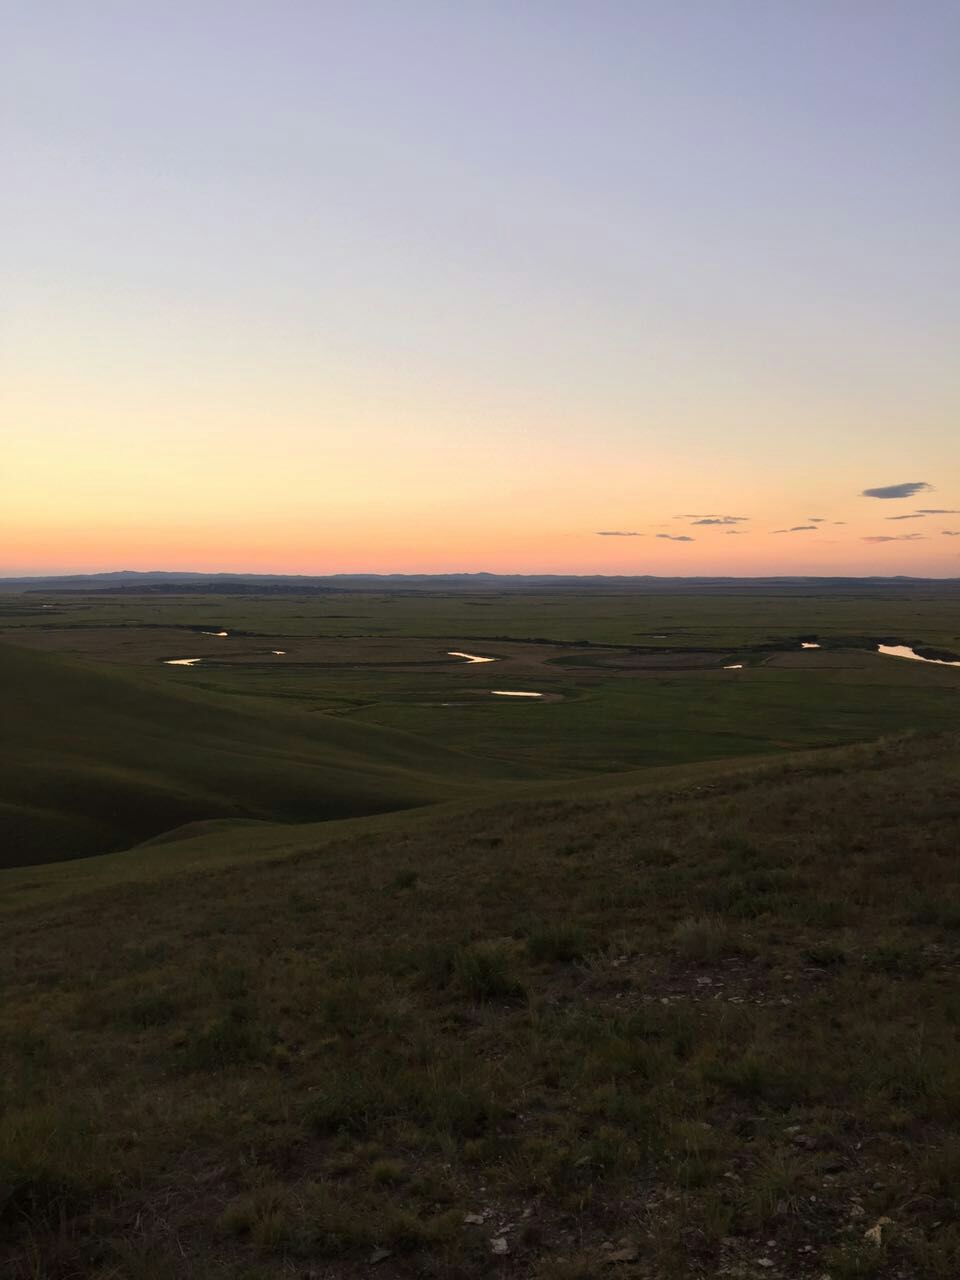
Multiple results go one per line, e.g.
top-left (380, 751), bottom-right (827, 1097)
top-left (5, 507), bottom-right (960, 580)
top-left (5, 367), bottom-right (959, 577)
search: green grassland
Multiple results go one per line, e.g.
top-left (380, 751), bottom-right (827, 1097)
top-left (2, 587), bottom-right (958, 864)
top-left (2, 585), bottom-right (960, 1277)
top-left (2, 733), bottom-right (960, 1278)
top-left (0, 642), bottom-right (510, 868)
top-left (4, 583), bottom-right (960, 648)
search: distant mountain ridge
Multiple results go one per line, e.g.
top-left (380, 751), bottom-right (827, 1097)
top-left (2, 569), bottom-right (959, 595)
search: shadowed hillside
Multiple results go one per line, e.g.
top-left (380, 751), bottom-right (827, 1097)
top-left (1, 731), bottom-right (959, 1277)
top-left (0, 643), bottom-right (508, 866)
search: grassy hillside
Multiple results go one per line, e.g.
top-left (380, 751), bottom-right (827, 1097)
top-left (0, 643), bottom-right (510, 867)
top-left (2, 732), bottom-right (959, 1278)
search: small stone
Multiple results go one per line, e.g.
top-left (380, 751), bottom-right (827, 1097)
top-left (758, 1260), bottom-right (775, 1270)
top-left (491, 1237), bottom-right (509, 1256)
top-left (368, 1247), bottom-right (392, 1265)
top-left (863, 1217), bottom-right (892, 1247)
top-left (604, 1242), bottom-right (639, 1264)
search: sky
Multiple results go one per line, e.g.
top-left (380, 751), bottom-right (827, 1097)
top-left (3, 1), bottom-right (959, 577)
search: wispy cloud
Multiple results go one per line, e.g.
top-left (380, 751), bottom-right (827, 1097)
top-left (687, 515), bottom-right (748, 526)
top-left (943, 531), bottom-right (960, 537)
top-left (725, 530), bottom-right (742, 535)
top-left (595, 530), bottom-right (644, 537)
top-left (833, 521), bottom-right (847, 525)
top-left (807, 517), bottom-right (825, 522)
top-left (675, 513), bottom-right (747, 522)
top-left (656, 534), bottom-right (694, 542)
top-left (862, 533), bottom-right (926, 543)
top-left (772, 525), bottom-right (818, 533)
top-left (861, 481), bottom-right (932, 500)
top-left (885, 509), bottom-right (960, 521)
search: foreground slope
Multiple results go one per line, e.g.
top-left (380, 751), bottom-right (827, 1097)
top-left (0, 642), bottom-right (507, 866)
top-left (1, 732), bottom-right (959, 1278)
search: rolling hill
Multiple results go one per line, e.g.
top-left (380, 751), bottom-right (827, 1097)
top-left (1, 731), bottom-right (958, 1277)
top-left (0, 642), bottom-right (509, 867)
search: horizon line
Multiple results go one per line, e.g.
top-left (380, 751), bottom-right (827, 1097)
top-left (4, 569), bottom-right (960, 585)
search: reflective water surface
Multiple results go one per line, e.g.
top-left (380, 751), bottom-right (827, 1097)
top-left (877, 644), bottom-right (960, 668)
top-left (492, 690), bottom-right (543, 698)
top-left (164, 658), bottom-right (202, 666)
top-left (449, 651), bottom-right (496, 663)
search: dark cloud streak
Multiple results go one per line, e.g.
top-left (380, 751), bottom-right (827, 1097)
top-left (690, 516), bottom-right (749, 526)
top-left (862, 533), bottom-right (926, 543)
top-left (861, 481), bottom-right (932, 500)
top-left (675, 513), bottom-right (747, 522)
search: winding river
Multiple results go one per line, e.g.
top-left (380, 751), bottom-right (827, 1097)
top-left (877, 644), bottom-right (960, 669)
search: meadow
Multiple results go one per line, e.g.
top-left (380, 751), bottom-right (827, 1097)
top-left (2, 585), bottom-right (959, 863)
top-left (1, 583), bottom-right (959, 1278)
